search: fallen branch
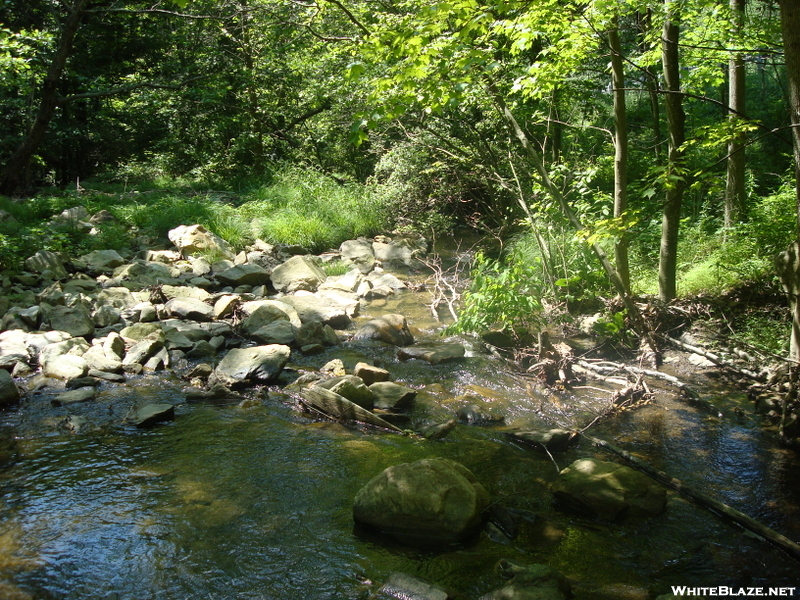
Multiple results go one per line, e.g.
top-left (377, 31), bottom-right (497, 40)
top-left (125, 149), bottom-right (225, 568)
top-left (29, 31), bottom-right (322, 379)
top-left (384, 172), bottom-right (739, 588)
top-left (659, 334), bottom-right (765, 381)
top-left (577, 359), bottom-right (703, 402)
top-left (583, 433), bottom-right (800, 563)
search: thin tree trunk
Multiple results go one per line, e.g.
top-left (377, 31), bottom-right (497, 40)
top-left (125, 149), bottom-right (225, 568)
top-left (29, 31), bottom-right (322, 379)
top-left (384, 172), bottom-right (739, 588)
top-left (637, 10), bottom-right (662, 162)
top-left (778, 0), bottom-right (800, 361)
top-left (0, 0), bottom-right (90, 195)
top-left (725, 0), bottom-right (747, 228)
top-left (658, 1), bottom-right (686, 302)
top-left (609, 22), bottom-right (630, 294)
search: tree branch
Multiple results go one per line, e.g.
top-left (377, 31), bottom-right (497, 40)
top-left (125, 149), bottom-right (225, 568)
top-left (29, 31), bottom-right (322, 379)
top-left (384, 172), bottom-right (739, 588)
top-left (320, 0), bottom-right (370, 36)
top-left (56, 75), bottom-right (208, 103)
top-left (84, 8), bottom-right (221, 20)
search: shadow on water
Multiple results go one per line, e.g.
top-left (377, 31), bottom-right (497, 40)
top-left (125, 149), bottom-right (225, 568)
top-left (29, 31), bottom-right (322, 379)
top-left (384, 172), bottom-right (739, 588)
top-left (0, 275), bottom-right (799, 599)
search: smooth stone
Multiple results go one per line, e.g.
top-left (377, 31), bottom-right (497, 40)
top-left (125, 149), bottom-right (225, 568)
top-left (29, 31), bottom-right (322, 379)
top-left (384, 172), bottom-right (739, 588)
top-left (130, 403), bottom-right (175, 428)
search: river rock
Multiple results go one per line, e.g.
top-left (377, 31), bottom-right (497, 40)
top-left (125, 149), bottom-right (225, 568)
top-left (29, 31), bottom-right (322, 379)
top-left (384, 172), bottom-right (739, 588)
top-left (79, 249), bottom-right (125, 271)
top-left (214, 345), bottom-right (291, 386)
top-left (121, 322), bottom-right (161, 341)
top-left (43, 354), bottom-right (89, 380)
top-left (213, 294), bottom-right (240, 319)
top-left (280, 294), bottom-right (352, 328)
top-left (270, 255), bottom-right (327, 292)
top-left (478, 560), bottom-right (571, 600)
top-left (82, 345), bottom-right (123, 373)
top-left (369, 381), bottom-right (416, 410)
top-left (52, 386), bottom-right (97, 406)
top-left (510, 429), bottom-right (577, 452)
top-left (366, 271), bottom-right (407, 291)
top-left (168, 224), bottom-right (234, 258)
top-left (215, 264), bottom-right (270, 287)
top-left (112, 260), bottom-right (178, 286)
top-left (93, 304), bottom-right (121, 327)
top-left (164, 297), bottom-right (213, 321)
top-left (354, 362), bottom-right (390, 385)
top-left (376, 573), bottom-right (448, 600)
top-left (372, 237), bottom-right (425, 271)
top-left (122, 336), bottom-right (165, 367)
top-left (316, 375), bottom-right (374, 410)
top-left (242, 302), bottom-right (293, 335)
top-left (0, 370), bottom-right (20, 405)
top-left (339, 239), bottom-right (376, 274)
top-left (95, 286), bottom-right (137, 309)
top-left (353, 458), bottom-right (489, 544)
top-left (130, 403), bottom-right (175, 428)
top-left (398, 343), bottom-right (465, 365)
top-left (48, 305), bottom-right (95, 338)
top-left (351, 314), bottom-right (413, 346)
top-left (551, 458), bottom-right (666, 519)
top-left (25, 250), bottom-right (68, 279)
top-left (250, 320), bottom-right (296, 345)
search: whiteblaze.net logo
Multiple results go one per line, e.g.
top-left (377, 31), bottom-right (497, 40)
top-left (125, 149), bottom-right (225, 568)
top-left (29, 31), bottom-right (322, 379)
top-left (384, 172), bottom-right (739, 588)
top-left (671, 587), bottom-right (797, 597)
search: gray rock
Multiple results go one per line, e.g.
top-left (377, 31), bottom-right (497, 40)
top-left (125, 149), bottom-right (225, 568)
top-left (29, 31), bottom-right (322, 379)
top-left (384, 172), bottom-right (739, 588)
top-left (79, 249), bottom-right (125, 271)
top-left (213, 294), bottom-right (240, 319)
top-left (241, 299), bottom-right (301, 328)
top-left (242, 303), bottom-right (292, 335)
top-left (369, 381), bottom-right (416, 410)
top-left (122, 337), bottom-right (165, 367)
top-left (216, 264), bottom-right (270, 287)
top-left (377, 573), bottom-right (448, 600)
top-left (82, 345), bottom-right (123, 373)
top-left (164, 297), bottom-right (213, 321)
top-left (250, 320), bottom-right (296, 346)
top-left (25, 250), bottom-right (68, 279)
top-left (419, 419), bottom-right (458, 440)
top-left (316, 375), bottom-right (374, 410)
top-left (120, 322), bottom-right (162, 341)
top-left (479, 560), bottom-right (571, 600)
top-left (103, 332), bottom-right (126, 359)
top-left (93, 304), bottom-right (121, 327)
top-left (279, 294), bottom-right (352, 328)
top-left (510, 429), bottom-right (576, 452)
top-left (270, 255), bottom-right (327, 293)
top-left (186, 340), bottom-right (217, 359)
top-left (48, 305), bottom-right (95, 337)
top-left (353, 458), bottom-right (489, 544)
top-left (95, 286), bottom-right (137, 309)
top-left (300, 343), bottom-right (325, 356)
top-left (339, 239), bottom-right (376, 274)
top-left (352, 314), bottom-right (414, 346)
top-left (551, 458), bottom-right (666, 519)
top-left (354, 362), bottom-right (390, 385)
top-left (295, 320), bottom-right (326, 347)
top-left (42, 354), bottom-right (89, 380)
top-left (366, 271), bottom-right (407, 290)
top-left (398, 343), bottom-right (465, 365)
top-left (159, 284), bottom-right (211, 302)
top-left (214, 345), bottom-right (291, 386)
top-left (168, 224), bottom-right (234, 258)
top-left (0, 370), bottom-right (20, 405)
top-left (52, 386), bottom-right (97, 406)
top-left (87, 369), bottom-right (125, 383)
top-left (130, 403), bottom-right (175, 428)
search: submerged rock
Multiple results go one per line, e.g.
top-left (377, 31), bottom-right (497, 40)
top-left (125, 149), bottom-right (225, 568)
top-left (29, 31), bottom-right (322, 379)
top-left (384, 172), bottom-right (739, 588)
top-left (353, 457), bottom-right (489, 545)
top-left (376, 573), bottom-right (449, 600)
top-left (130, 403), bottom-right (175, 428)
top-left (551, 458), bottom-right (666, 519)
top-left (510, 429), bottom-right (577, 452)
top-left (52, 386), bottom-right (97, 406)
top-left (479, 560), bottom-right (571, 600)
top-left (0, 370), bottom-right (20, 405)
top-left (398, 343), bottom-right (465, 365)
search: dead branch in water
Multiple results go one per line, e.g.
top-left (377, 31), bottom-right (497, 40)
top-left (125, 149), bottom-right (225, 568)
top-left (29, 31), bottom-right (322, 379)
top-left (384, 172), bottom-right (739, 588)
top-left (659, 334), bottom-right (765, 381)
top-left (419, 250), bottom-right (472, 322)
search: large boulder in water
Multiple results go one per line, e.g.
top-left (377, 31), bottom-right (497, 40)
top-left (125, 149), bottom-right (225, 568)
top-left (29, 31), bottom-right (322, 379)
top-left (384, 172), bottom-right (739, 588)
top-left (214, 345), bottom-right (291, 386)
top-left (0, 370), bottom-right (20, 405)
top-left (551, 458), bottom-right (666, 519)
top-left (353, 457), bottom-right (489, 544)
top-left (352, 314), bottom-right (413, 346)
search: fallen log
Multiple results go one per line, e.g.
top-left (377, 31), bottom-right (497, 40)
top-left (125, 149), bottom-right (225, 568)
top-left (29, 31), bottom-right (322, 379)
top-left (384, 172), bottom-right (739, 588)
top-left (577, 359), bottom-right (703, 403)
top-left (583, 433), bottom-right (800, 562)
top-left (300, 386), bottom-right (404, 433)
top-left (659, 334), bottom-right (765, 382)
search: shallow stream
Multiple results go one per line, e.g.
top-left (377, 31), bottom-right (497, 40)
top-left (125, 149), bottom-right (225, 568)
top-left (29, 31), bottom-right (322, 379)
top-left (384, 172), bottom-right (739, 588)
top-left (0, 256), bottom-right (799, 599)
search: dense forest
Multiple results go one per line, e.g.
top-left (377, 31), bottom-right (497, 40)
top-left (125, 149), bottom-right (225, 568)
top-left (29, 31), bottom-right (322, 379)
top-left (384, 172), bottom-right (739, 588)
top-left (2, 0), bottom-right (800, 363)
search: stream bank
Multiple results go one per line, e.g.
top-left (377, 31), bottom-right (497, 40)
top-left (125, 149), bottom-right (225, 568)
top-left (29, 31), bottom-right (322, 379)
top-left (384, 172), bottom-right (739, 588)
top-left (0, 213), bottom-right (798, 599)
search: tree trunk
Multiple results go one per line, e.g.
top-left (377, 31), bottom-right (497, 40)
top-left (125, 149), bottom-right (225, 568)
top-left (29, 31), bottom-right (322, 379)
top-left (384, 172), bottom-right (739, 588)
top-left (777, 0), bottom-right (800, 361)
top-left (637, 10), bottom-right (662, 163)
top-left (725, 0), bottom-right (747, 228)
top-left (609, 22), bottom-right (630, 294)
top-left (0, 0), bottom-right (90, 196)
top-left (658, 1), bottom-right (686, 302)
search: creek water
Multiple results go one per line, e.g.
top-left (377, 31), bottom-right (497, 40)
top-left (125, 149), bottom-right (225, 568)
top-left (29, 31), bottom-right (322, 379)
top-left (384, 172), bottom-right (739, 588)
top-left (0, 257), bottom-right (799, 599)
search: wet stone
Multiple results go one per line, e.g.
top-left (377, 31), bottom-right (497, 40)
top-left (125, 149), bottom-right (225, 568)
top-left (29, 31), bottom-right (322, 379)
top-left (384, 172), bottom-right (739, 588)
top-left (130, 403), bottom-right (175, 428)
top-left (52, 386), bottom-right (97, 406)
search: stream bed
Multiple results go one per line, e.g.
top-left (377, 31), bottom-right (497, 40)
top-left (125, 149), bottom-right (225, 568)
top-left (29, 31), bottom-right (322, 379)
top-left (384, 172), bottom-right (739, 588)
top-left (0, 271), bottom-right (799, 599)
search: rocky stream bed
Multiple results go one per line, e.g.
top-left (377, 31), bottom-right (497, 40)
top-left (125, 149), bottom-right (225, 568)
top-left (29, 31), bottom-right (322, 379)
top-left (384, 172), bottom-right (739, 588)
top-left (0, 207), bottom-right (799, 599)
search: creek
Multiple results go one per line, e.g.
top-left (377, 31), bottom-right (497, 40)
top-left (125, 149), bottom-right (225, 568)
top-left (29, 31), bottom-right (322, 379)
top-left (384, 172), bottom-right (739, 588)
top-left (0, 245), bottom-right (799, 599)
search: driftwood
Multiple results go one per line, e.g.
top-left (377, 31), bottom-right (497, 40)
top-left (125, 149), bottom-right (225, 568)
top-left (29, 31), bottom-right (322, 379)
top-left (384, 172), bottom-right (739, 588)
top-left (582, 432), bottom-right (800, 562)
top-left (660, 334), bottom-right (765, 381)
top-left (577, 359), bottom-right (703, 403)
top-left (299, 386), bottom-right (404, 433)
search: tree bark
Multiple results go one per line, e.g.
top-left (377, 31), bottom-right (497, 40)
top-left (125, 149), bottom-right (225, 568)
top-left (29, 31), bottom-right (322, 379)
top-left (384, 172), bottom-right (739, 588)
top-left (778, 0), bottom-right (800, 361)
top-left (725, 0), bottom-right (747, 228)
top-left (609, 22), bottom-right (630, 294)
top-left (658, 0), bottom-right (686, 302)
top-left (0, 0), bottom-right (90, 196)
